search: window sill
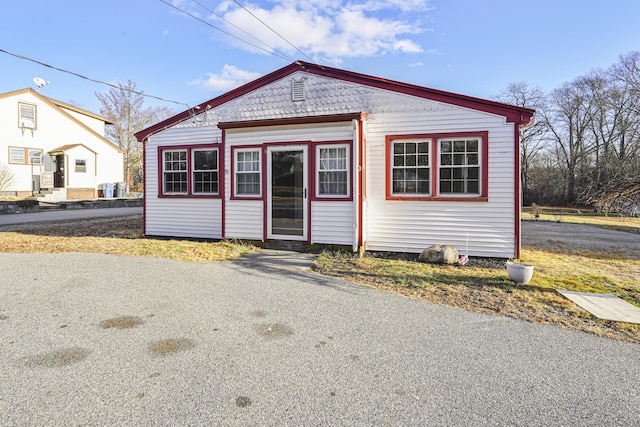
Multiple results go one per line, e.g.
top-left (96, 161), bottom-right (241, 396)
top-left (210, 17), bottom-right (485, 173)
top-left (158, 194), bottom-right (221, 199)
top-left (312, 196), bottom-right (353, 202)
top-left (386, 196), bottom-right (488, 202)
top-left (230, 195), bottom-right (263, 201)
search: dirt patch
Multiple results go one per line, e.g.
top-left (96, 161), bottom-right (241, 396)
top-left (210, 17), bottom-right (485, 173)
top-left (250, 310), bottom-right (268, 318)
top-left (255, 323), bottom-right (294, 340)
top-left (368, 251), bottom-right (506, 269)
top-left (235, 396), bottom-right (252, 408)
top-left (149, 338), bottom-right (196, 356)
top-left (99, 316), bottom-right (144, 329)
top-left (21, 347), bottom-right (91, 368)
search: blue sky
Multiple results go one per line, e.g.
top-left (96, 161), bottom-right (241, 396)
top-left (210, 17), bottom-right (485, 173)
top-left (1, 0), bottom-right (639, 115)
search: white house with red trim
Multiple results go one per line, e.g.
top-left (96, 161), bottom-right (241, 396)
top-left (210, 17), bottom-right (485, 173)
top-left (0, 88), bottom-right (124, 200)
top-left (135, 62), bottom-right (534, 258)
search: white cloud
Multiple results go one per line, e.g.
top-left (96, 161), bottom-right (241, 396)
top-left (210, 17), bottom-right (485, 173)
top-left (409, 61), bottom-right (424, 67)
top-left (210, 0), bottom-right (432, 63)
top-left (187, 64), bottom-right (262, 92)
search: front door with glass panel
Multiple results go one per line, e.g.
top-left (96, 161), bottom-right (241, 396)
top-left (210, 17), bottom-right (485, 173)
top-left (267, 145), bottom-right (308, 240)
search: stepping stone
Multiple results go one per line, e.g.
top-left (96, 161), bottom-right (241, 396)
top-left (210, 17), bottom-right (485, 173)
top-left (557, 290), bottom-right (640, 324)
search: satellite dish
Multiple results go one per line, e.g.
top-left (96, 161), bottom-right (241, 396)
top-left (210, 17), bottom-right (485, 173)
top-left (33, 77), bottom-right (49, 91)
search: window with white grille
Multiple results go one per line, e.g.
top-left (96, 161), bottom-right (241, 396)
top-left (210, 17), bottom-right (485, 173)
top-left (317, 145), bottom-right (349, 197)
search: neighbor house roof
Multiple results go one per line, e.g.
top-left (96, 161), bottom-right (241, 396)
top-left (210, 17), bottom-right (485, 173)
top-left (136, 61), bottom-right (535, 142)
top-left (0, 88), bottom-right (122, 153)
top-left (49, 143), bottom-right (97, 154)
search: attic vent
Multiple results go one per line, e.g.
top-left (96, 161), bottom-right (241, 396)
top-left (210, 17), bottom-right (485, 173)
top-left (292, 80), bottom-right (305, 101)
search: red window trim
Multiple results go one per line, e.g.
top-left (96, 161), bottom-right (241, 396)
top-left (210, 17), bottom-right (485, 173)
top-left (310, 141), bottom-right (354, 202)
top-left (230, 145), bottom-right (264, 200)
top-left (157, 144), bottom-right (221, 198)
top-left (385, 131), bottom-right (489, 201)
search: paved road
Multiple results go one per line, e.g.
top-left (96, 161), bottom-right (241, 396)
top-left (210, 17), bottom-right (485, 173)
top-left (0, 206), bottom-right (142, 225)
top-left (522, 219), bottom-right (640, 254)
top-left (1, 252), bottom-right (638, 425)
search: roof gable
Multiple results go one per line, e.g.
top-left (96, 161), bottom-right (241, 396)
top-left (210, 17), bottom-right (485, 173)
top-left (0, 88), bottom-right (122, 153)
top-left (136, 61), bottom-right (535, 142)
top-left (0, 88), bottom-right (113, 123)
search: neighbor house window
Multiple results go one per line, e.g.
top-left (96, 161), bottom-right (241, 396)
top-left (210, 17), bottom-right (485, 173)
top-left (163, 149), bottom-right (188, 194)
top-left (234, 149), bottom-right (261, 196)
top-left (390, 139), bottom-right (430, 196)
top-left (160, 146), bottom-right (219, 197)
top-left (192, 149), bottom-right (218, 194)
top-left (28, 149), bottom-right (42, 165)
top-left (9, 147), bottom-right (42, 165)
top-left (386, 132), bottom-right (487, 200)
top-left (439, 138), bottom-right (480, 195)
top-left (9, 147), bottom-right (26, 164)
top-left (18, 103), bottom-right (36, 129)
top-left (75, 159), bottom-right (87, 173)
top-left (317, 145), bottom-right (349, 197)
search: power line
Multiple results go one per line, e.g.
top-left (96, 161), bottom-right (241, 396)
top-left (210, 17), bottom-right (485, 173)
top-left (0, 48), bottom-right (190, 107)
top-left (159, 0), bottom-right (294, 62)
top-left (229, 0), bottom-right (318, 65)
top-left (191, 0), bottom-right (279, 55)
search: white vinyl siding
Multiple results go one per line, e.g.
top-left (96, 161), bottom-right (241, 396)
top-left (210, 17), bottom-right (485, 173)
top-left (365, 105), bottom-right (517, 258)
top-left (225, 200), bottom-right (264, 240)
top-left (223, 122), bottom-right (354, 242)
top-left (311, 202), bottom-right (353, 244)
top-left (145, 199), bottom-right (222, 239)
top-left (145, 126), bottom-right (223, 239)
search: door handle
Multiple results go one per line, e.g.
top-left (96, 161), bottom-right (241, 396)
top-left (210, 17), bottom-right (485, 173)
top-left (304, 188), bottom-right (307, 198)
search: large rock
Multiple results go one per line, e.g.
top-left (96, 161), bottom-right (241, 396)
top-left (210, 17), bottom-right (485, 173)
top-left (418, 244), bottom-right (459, 265)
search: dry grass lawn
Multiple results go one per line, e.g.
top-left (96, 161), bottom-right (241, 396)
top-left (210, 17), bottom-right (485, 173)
top-left (1, 212), bottom-right (639, 343)
top-left (0, 215), bottom-right (256, 262)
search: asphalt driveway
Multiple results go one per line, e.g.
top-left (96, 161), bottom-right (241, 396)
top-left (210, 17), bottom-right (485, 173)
top-left (1, 252), bottom-right (638, 425)
top-left (0, 206), bottom-right (143, 225)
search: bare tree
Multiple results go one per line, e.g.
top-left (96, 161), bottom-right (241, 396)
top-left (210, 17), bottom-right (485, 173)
top-left (542, 78), bottom-right (595, 203)
top-left (0, 163), bottom-right (14, 193)
top-left (501, 51), bottom-right (640, 208)
top-left (495, 81), bottom-right (547, 205)
top-left (96, 81), bottom-right (174, 189)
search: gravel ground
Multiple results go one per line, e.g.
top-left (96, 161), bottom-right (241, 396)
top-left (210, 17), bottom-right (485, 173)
top-left (1, 252), bottom-right (639, 425)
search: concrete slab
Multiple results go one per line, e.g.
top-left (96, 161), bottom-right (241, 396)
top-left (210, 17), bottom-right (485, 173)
top-left (557, 290), bottom-right (640, 324)
top-left (234, 249), bottom-right (317, 271)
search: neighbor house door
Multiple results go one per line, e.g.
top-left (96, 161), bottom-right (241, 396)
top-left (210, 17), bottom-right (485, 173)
top-left (267, 145), bottom-right (308, 240)
top-left (53, 154), bottom-right (65, 188)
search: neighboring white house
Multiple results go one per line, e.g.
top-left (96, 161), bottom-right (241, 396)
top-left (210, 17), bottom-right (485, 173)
top-left (136, 62), bottom-right (534, 258)
top-left (0, 88), bottom-right (124, 200)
